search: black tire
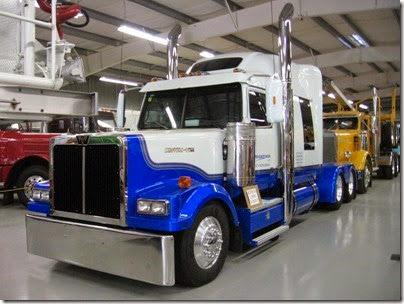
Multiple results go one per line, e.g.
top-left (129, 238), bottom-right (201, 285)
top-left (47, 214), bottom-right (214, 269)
top-left (343, 169), bottom-right (355, 203)
top-left (357, 159), bottom-right (372, 194)
top-left (328, 173), bottom-right (344, 210)
top-left (16, 165), bottom-right (48, 207)
top-left (175, 203), bottom-right (229, 287)
top-left (381, 121), bottom-right (394, 150)
top-left (384, 164), bottom-right (393, 179)
top-left (393, 153), bottom-right (399, 177)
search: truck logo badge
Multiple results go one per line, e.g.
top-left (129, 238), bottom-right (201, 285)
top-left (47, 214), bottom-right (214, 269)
top-left (164, 147), bottom-right (195, 153)
top-left (76, 135), bottom-right (90, 145)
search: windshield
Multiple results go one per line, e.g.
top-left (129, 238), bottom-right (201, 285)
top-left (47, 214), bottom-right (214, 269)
top-left (138, 83), bottom-right (242, 130)
top-left (323, 117), bottom-right (358, 130)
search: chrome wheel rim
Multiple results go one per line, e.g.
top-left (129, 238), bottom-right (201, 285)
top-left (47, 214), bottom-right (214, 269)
top-left (348, 172), bottom-right (354, 196)
top-left (24, 175), bottom-right (44, 199)
top-left (336, 175), bottom-right (343, 202)
top-left (392, 162), bottom-right (396, 175)
top-left (194, 216), bottom-right (223, 269)
top-left (364, 165), bottom-right (371, 188)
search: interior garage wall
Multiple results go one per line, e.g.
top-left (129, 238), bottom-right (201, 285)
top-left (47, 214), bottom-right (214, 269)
top-left (63, 76), bottom-right (144, 111)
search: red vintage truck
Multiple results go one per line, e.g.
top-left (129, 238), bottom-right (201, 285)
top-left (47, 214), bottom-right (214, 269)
top-left (1, 114), bottom-right (114, 206)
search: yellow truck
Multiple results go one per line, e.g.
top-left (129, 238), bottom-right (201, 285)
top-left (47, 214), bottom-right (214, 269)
top-left (323, 84), bottom-right (399, 194)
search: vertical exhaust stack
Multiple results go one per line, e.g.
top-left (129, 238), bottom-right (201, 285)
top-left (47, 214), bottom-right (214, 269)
top-left (372, 87), bottom-right (380, 162)
top-left (166, 24), bottom-right (182, 80)
top-left (279, 3), bottom-right (294, 225)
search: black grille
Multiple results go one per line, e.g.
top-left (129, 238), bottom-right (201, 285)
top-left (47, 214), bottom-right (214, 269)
top-left (53, 144), bottom-right (121, 219)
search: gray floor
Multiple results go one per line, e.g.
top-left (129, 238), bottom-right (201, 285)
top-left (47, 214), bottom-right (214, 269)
top-left (0, 176), bottom-right (401, 300)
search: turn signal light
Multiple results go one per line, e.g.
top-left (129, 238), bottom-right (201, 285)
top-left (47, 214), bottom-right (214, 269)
top-left (179, 72), bottom-right (186, 78)
top-left (178, 176), bottom-right (192, 189)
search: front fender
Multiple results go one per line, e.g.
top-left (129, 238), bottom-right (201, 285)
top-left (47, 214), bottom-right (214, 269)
top-left (180, 183), bottom-right (239, 229)
top-left (350, 150), bottom-right (370, 171)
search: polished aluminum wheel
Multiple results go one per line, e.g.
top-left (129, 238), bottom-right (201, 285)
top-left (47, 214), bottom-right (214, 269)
top-left (336, 175), bottom-right (343, 202)
top-left (194, 216), bottom-right (223, 269)
top-left (348, 172), bottom-right (354, 196)
top-left (24, 175), bottom-right (44, 199)
top-left (364, 164), bottom-right (371, 188)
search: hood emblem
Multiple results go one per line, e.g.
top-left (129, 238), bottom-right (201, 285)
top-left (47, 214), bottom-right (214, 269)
top-left (76, 135), bottom-right (90, 145)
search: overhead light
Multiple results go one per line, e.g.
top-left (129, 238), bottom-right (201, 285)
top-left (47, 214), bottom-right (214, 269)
top-left (74, 12), bottom-right (84, 19)
top-left (99, 76), bottom-right (139, 86)
top-left (322, 90), bottom-right (326, 95)
top-left (359, 104), bottom-right (368, 109)
top-left (118, 25), bottom-right (168, 45)
top-left (348, 100), bottom-right (353, 104)
top-left (349, 34), bottom-right (370, 47)
top-left (328, 93), bottom-right (336, 99)
top-left (199, 51), bottom-right (214, 58)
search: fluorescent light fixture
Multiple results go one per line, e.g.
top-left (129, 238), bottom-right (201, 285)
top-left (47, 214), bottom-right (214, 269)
top-left (99, 76), bottom-right (139, 86)
top-left (338, 37), bottom-right (353, 49)
top-left (293, 96), bottom-right (300, 102)
top-left (118, 25), bottom-right (167, 45)
top-left (322, 90), bottom-right (326, 95)
top-left (359, 104), bottom-right (368, 109)
top-left (348, 99), bottom-right (353, 104)
top-left (328, 93), bottom-right (336, 99)
top-left (199, 51), bottom-right (214, 58)
top-left (349, 34), bottom-right (370, 47)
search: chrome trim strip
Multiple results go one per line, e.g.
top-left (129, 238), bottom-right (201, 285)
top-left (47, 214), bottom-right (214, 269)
top-left (53, 210), bottom-right (123, 226)
top-left (26, 214), bottom-right (175, 286)
top-left (82, 146), bottom-right (86, 214)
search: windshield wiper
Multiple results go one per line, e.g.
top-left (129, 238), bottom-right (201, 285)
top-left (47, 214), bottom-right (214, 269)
top-left (152, 121), bottom-right (169, 130)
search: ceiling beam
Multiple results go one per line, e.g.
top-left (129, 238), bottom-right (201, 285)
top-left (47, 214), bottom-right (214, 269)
top-left (127, 0), bottom-right (273, 54)
top-left (333, 71), bottom-right (400, 90)
top-left (62, 26), bottom-right (124, 46)
top-left (312, 17), bottom-right (355, 48)
top-left (347, 87), bottom-right (400, 100)
top-left (295, 46), bottom-right (399, 68)
top-left (82, 0), bottom-right (399, 76)
top-left (387, 62), bottom-right (399, 72)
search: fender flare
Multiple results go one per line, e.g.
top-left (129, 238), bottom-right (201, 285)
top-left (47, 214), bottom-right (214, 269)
top-left (351, 150), bottom-right (370, 171)
top-left (179, 183), bottom-right (239, 230)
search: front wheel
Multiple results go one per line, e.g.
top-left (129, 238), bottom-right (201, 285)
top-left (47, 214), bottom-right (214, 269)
top-left (16, 165), bottom-right (48, 207)
top-left (175, 203), bottom-right (229, 287)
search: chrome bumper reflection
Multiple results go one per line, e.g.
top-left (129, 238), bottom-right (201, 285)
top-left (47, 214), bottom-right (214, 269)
top-left (26, 214), bottom-right (175, 286)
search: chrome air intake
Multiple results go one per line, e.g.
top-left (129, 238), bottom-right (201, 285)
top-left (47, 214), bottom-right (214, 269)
top-left (166, 24), bottom-right (182, 80)
top-left (279, 3), bottom-right (294, 225)
top-left (225, 122), bottom-right (256, 187)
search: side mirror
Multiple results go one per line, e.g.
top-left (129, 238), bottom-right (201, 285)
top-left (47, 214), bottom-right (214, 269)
top-left (265, 76), bottom-right (284, 123)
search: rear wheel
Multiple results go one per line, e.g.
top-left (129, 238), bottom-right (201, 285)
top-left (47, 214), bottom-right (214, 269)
top-left (384, 163), bottom-right (394, 179)
top-left (175, 203), bottom-right (229, 287)
top-left (328, 173), bottom-right (343, 210)
top-left (16, 165), bottom-right (48, 207)
top-left (357, 159), bottom-right (371, 194)
top-left (393, 153), bottom-right (399, 177)
top-left (343, 169), bottom-right (355, 203)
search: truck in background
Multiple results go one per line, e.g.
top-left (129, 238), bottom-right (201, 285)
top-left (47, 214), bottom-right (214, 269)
top-left (26, 5), bottom-right (356, 287)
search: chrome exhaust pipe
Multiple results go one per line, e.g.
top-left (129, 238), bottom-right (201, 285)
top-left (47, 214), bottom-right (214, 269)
top-left (372, 87), bottom-right (380, 162)
top-left (167, 24), bottom-right (182, 80)
top-left (279, 3), bottom-right (294, 225)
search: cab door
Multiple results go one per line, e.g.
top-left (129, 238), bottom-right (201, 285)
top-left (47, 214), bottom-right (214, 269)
top-left (248, 89), bottom-right (281, 183)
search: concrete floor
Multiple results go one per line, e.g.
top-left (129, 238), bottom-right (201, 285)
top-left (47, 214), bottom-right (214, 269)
top-left (0, 176), bottom-right (401, 300)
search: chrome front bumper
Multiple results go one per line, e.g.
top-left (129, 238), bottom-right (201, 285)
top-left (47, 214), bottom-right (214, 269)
top-left (26, 214), bottom-right (175, 286)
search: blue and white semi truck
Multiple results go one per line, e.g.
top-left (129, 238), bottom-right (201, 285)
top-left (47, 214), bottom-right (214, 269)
top-left (26, 4), bottom-right (356, 287)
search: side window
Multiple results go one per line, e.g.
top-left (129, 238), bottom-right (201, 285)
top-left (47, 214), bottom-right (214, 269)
top-left (249, 91), bottom-right (269, 127)
top-left (298, 96), bottom-right (315, 150)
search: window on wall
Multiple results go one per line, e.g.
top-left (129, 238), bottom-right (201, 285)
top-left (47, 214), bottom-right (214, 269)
top-left (249, 90), bottom-right (269, 127)
top-left (297, 96), bottom-right (315, 150)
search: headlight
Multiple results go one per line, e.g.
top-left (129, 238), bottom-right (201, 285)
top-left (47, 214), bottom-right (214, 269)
top-left (137, 199), bottom-right (169, 216)
top-left (31, 189), bottom-right (50, 202)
